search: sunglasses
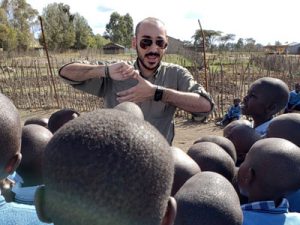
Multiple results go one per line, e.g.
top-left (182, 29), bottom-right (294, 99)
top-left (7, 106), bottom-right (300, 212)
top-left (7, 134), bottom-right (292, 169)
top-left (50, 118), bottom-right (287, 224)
top-left (139, 38), bottom-right (168, 49)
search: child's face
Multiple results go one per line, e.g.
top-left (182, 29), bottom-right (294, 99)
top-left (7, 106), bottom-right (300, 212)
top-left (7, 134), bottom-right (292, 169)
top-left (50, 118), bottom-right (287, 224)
top-left (241, 82), bottom-right (268, 117)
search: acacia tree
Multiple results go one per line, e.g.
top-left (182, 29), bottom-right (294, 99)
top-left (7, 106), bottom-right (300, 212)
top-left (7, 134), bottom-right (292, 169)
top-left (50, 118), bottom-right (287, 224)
top-left (0, 0), bottom-right (37, 51)
top-left (192, 29), bottom-right (222, 51)
top-left (40, 3), bottom-right (75, 51)
top-left (105, 12), bottom-right (133, 48)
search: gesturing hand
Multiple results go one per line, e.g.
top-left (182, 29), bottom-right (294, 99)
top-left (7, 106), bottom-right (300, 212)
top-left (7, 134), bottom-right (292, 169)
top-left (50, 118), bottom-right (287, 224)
top-left (116, 70), bottom-right (156, 103)
top-left (108, 62), bottom-right (137, 81)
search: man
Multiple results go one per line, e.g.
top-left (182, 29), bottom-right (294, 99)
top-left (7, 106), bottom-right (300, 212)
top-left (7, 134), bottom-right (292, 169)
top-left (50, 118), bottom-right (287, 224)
top-left (59, 17), bottom-right (214, 144)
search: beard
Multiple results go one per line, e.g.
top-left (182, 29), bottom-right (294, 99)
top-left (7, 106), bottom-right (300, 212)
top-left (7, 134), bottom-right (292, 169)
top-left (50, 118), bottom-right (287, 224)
top-left (137, 49), bottom-right (162, 72)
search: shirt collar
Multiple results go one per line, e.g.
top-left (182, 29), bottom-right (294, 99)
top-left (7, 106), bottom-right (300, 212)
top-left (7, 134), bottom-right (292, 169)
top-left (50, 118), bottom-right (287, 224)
top-left (241, 198), bottom-right (289, 214)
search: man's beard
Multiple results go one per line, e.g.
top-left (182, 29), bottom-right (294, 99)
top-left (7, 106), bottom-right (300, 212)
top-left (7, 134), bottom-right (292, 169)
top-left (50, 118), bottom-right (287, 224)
top-left (137, 51), bottom-right (161, 72)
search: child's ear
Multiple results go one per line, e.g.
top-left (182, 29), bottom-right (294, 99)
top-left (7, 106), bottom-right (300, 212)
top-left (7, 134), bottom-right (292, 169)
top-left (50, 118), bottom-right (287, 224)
top-left (266, 103), bottom-right (278, 116)
top-left (4, 153), bottom-right (22, 175)
top-left (34, 185), bottom-right (53, 223)
top-left (161, 196), bottom-right (177, 225)
top-left (246, 168), bottom-right (255, 186)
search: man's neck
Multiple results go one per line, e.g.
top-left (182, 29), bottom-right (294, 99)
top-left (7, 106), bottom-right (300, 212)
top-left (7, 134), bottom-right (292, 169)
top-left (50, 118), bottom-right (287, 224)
top-left (137, 59), bottom-right (159, 78)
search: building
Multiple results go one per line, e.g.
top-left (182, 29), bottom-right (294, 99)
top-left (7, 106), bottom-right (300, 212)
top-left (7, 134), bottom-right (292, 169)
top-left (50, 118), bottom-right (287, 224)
top-left (286, 42), bottom-right (300, 55)
top-left (103, 43), bottom-right (125, 54)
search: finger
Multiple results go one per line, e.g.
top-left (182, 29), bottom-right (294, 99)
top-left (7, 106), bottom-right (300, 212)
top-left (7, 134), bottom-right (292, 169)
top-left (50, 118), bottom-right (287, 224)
top-left (117, 88), bottom-right (134, 97)
top-left (117, 93), bottom-right (135, 102)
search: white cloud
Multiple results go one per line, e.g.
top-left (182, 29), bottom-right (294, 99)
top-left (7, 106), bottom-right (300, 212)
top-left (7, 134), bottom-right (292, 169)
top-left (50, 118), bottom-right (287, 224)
top-left (27, 0), bottom-right (300, 45)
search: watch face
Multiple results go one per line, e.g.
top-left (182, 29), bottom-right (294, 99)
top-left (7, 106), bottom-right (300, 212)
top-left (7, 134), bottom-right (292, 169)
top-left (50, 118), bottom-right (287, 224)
top-left (154, 86), bottom-right (164, 101)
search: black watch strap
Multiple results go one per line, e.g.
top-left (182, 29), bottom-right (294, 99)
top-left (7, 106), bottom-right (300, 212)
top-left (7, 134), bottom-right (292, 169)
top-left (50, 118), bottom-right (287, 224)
top-left (154, 85), bottom-right (164, 101)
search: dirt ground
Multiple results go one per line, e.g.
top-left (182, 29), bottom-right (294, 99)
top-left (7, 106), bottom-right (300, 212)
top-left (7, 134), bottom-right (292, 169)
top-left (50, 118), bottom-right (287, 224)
top-left (19, 109), bottom-right (223, 152)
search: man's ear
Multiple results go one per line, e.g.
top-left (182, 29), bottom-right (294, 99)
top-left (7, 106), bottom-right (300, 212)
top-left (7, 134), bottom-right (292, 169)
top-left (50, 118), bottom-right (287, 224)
top-left (161, 196), bottom-right (177, 225)
top-left (4, 153), bottom-right (22, 175)
top-left (132, 36), bottom-right (137, 49)
top-left (34, 185), bottom-right (52, 223)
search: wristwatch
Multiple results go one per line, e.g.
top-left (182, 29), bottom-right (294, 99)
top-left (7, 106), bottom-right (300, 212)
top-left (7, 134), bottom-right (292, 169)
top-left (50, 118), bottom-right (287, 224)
top-left (154, 85), bottom-right (164, 101)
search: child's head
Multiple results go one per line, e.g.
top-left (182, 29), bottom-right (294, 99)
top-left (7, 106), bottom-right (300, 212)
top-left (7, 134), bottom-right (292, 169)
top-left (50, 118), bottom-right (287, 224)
top-left (171, 146), bottom-right (201, 196)
top-left (0, 93), bottom-right (22, 179)
top-left (24, 117), bottom-right (49, 128)
top-left (241, 77), bottom-right (289, 125)
top-left (238, 138), bottom-right (300, 202)
top-left (233, 98), bottom-right (241, 106)
top-left (194, 135), bottom-right (237, 163)
top-left (114, 101), bottom-right (144, 120)
top-left (187, 142), bottom-right (235, 181)
top-left (266, 113), bottom-right (300, 147)
top-left (223, 119), bottom-right (252, 138)
top-left (47, 108), bottom-right (80, 133)
top-left (35, 109), bottom-right (175, 225)
top-left (17, 124), bottom-right (53, 185)
top-left (225, 124), bottom-right (261, 166)
top-left (174, 171), bottom-right (243, 225)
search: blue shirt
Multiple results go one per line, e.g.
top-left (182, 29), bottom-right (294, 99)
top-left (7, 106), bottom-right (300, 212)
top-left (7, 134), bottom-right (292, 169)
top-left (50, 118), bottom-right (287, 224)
top-left (242, 198), bottom-right (300, 225)
top-left (0, 194), bottom-right (49, 225)
top-left (227, 104), bottom-right (241, 119)
top-left (288, 90), bottom-right (300, 106)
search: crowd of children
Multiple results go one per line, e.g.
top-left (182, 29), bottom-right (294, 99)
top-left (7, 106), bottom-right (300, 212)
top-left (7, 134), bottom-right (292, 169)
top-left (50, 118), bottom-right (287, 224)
top-left (0, 77), bottom-right (299, 225)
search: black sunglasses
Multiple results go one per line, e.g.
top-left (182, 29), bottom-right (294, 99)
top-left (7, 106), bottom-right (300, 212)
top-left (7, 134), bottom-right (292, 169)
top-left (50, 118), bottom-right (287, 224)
top-left (139, 38), bottom-right (168, 49)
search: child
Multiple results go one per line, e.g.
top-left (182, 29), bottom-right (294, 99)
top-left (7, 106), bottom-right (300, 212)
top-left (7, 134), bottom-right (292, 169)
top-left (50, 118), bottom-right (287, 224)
top-left (174, 171), bottom-right (243, 225)
top-left (241, 77), bottom-right (289, 136)
top-left (284, 82), bottom-right (300, 113)
top-left (194, 135), bottom-right (237, 163)
top-left (266, 113), bottom-right (300, 147)
top-left (35, 109), bottom-right (176, 225)
top-left (47, 108), bottom-right (80, 133)
top-left (224, 123), bottom-right (261, 166)
top-left (114, 101), bottom-right (144, 120)
top-left (238, 138), bottom-right (300, 224)
top-left (0, 93), bottom-right (48, 224)
top-left (13, 124), bottom-right (53, 205)
top-left (24, 117), bottom-right (49, 128)
top-left (216, 98), bottom-right (241, 127)
top-left (171, 146), bottom-right (201, 196)
top-left (187, 142), bottom-right (235, 181)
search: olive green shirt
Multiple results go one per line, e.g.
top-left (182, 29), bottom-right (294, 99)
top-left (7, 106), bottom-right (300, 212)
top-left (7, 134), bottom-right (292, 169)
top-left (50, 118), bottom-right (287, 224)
top-left (59, 60), bottom-right (214, 144)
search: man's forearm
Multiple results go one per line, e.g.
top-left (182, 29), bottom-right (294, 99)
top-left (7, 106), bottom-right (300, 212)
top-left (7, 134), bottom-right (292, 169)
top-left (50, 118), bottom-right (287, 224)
top-left (59, 63), bottom-right (105, 81)
top-left (161, 88), bottom-right (212, 113)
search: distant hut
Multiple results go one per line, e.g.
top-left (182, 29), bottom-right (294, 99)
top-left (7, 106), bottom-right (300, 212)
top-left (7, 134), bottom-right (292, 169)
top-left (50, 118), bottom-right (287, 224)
top-left (103, 43), bottom-right (125, 54)
top-left (286, 42), bottom-right (300, 55)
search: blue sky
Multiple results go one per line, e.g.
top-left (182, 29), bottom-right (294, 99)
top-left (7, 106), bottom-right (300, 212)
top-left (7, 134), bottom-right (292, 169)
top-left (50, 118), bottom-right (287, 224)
top-left (27, 0), bottom-right (300, 45)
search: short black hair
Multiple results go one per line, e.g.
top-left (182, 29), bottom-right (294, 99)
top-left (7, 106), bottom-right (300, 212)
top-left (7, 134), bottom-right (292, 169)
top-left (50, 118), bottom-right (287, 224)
top-left (47, 108), bottom-right (80, 133)
top-left (17, 124), bottom-right (53, 183)
top-left (43, 109), bottom-right (173, 225)
top-left (0, 93), bottom-right (21, 177)
top-left (187, 142), bottom-right (235, 181)
top-left (266, 113), bottom-right (300, 147)
top-left (174, 171), bottom-right (242, 225)
top-left (194, 135), bottom-right (237, 163)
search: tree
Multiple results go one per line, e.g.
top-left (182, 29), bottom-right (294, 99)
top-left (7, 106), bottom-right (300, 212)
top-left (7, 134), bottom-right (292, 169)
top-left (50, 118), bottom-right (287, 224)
top-left (72, 13), bottom-right (93, 49)
top-left (235, 38), bottom-right (244, 50)
top-left (244, 38), bottom-right (256, 51)
top-left (105, 12), bottom-right (133, 48)
top-left (219, 33), bottom-right (236, 50)
top-left (1, 0), bottom-right (38, 51)
top-left (192, 29), bottom-right (222, 51)
top-left (40, 3), bottom-right (75, 51)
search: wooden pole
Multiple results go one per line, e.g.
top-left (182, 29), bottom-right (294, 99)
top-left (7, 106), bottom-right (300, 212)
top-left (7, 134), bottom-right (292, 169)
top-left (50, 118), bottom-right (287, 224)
top-left (39, 16), bottom-right (60, 108)
top-left (198, 19), bottom-right (208, 90)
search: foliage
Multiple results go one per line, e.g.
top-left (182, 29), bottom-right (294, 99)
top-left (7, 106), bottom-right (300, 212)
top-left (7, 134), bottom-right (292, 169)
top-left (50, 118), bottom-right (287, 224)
top-left (72, 13), bottom-right (93, 49)
top-left (40, 3), bottom-right (75, 51)
top-left (192, 29), bottom-right (222, 51)
top-left (105, 12), bottom-right (133, 48)
top-left (0, 0), bottom-right (38, 51)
